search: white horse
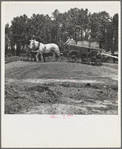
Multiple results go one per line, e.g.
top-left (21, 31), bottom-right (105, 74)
top-left (29, 40), bottom-right (60, 62)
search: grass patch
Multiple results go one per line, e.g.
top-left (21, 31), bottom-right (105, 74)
top-left (5, 55), bottom-right (30, 64)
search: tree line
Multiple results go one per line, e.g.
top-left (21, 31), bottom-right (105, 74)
top-left (5, 8), bottom-right (118, 56)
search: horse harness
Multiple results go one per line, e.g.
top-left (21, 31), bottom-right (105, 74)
top-left (43, 44), bottom-right (46, 52)
top-left (33, 41), bottom-right (46, 51)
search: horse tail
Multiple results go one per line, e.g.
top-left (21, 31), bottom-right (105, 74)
top-left (55, 45), bottom-right (60, 57)
top-left (55, 52), bottom-right (60, 57)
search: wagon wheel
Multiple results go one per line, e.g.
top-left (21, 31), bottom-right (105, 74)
top-left (95, 52), bottom-right (102, 66)
top-left (81, 52), bottom-right (88, 63)
top-left (87, 50), bottom-right (102, 65)
top-left (87, 57), bottom-right (92, 65)
top-left (87, 50), bottom-right (96, 65)
top-left (67, 50), bottom-right (80, 63)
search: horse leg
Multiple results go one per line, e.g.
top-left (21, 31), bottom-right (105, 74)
top-left (40, 52), bottom-right (44, 62)
top-left (43, 53), bottom-right (46, 62)
top-left (34, 53), bottom-right (36, 61)
top-left (57, 52), bottom-right (61, 61)
top-left (36, 52), bottom-right (40, 62)
top-left (31, 53), bottom-right (33, 61)
top-left (32, 53), bottom-right (36, 61)
top-left (52, 52), bottom-right (56, 61)
top-left (30, 53), bottom-right (32, 61)
top-left (54, 47), bottom-right (60, 61)
top-left (39, 53), bottom-right (41, 61)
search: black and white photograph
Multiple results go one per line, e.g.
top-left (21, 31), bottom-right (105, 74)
top-left (2, 1), bottom-right (121, 147)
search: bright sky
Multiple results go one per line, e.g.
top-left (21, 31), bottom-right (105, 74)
top-left (2, 1), bottom-right (120, 26)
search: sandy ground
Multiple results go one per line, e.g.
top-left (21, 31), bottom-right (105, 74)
top-left (5, 61), bottom-right (118, 114)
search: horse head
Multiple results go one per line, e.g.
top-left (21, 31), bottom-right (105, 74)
top-left (28, 40), bottom-right (35, 50)
top-left (29, 40), bottom-right (40, 51)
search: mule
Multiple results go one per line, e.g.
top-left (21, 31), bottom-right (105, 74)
top-left (28, 40), bottom-right (60, 62)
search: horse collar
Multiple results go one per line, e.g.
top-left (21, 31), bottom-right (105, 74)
top-left (37, 42), bottom-right (40, 49)
top-left (44, 44), bottom-right (46, 50)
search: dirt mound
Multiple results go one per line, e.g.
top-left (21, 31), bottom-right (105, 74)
top-left (5, 84), bottom-right (60, 114)
top-left (5, 82), bottom-right (118, 114)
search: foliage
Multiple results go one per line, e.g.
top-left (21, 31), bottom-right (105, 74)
top-left (5, 8), bottom-right (118, 56)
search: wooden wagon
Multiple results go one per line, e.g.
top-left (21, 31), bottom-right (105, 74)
top-left (63, 41), bottom-right (104, 65)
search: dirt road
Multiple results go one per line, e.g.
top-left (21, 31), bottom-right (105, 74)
top-left (5, 61), bottom-right (118, 114)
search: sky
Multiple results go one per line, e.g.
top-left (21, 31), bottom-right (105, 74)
top-left (2, 1), bottom-right (120, 26)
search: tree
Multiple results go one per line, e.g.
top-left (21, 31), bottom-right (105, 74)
top-left (88, 11), bottom-right (112, 49)
top-left (77, 8), bottom-right (89, 41)
top-left (5, 7), bottom-right (118, 56)
top-left (112, 13), bottom-right (118, 52)
top-left (11, 14), bottom-right (29, 55)
top-left (5, 24), bottom-right (11, 55)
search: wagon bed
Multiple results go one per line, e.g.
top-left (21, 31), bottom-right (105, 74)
top-left (64, 42), bottom-right (103, 65)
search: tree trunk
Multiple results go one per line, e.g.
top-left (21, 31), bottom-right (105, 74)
top-left (16, 44), bottom-right (20, 56)
top-left (81, 29), bottom-right (82, 41)
top-left (75, 28), bottom-right (77, 44)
